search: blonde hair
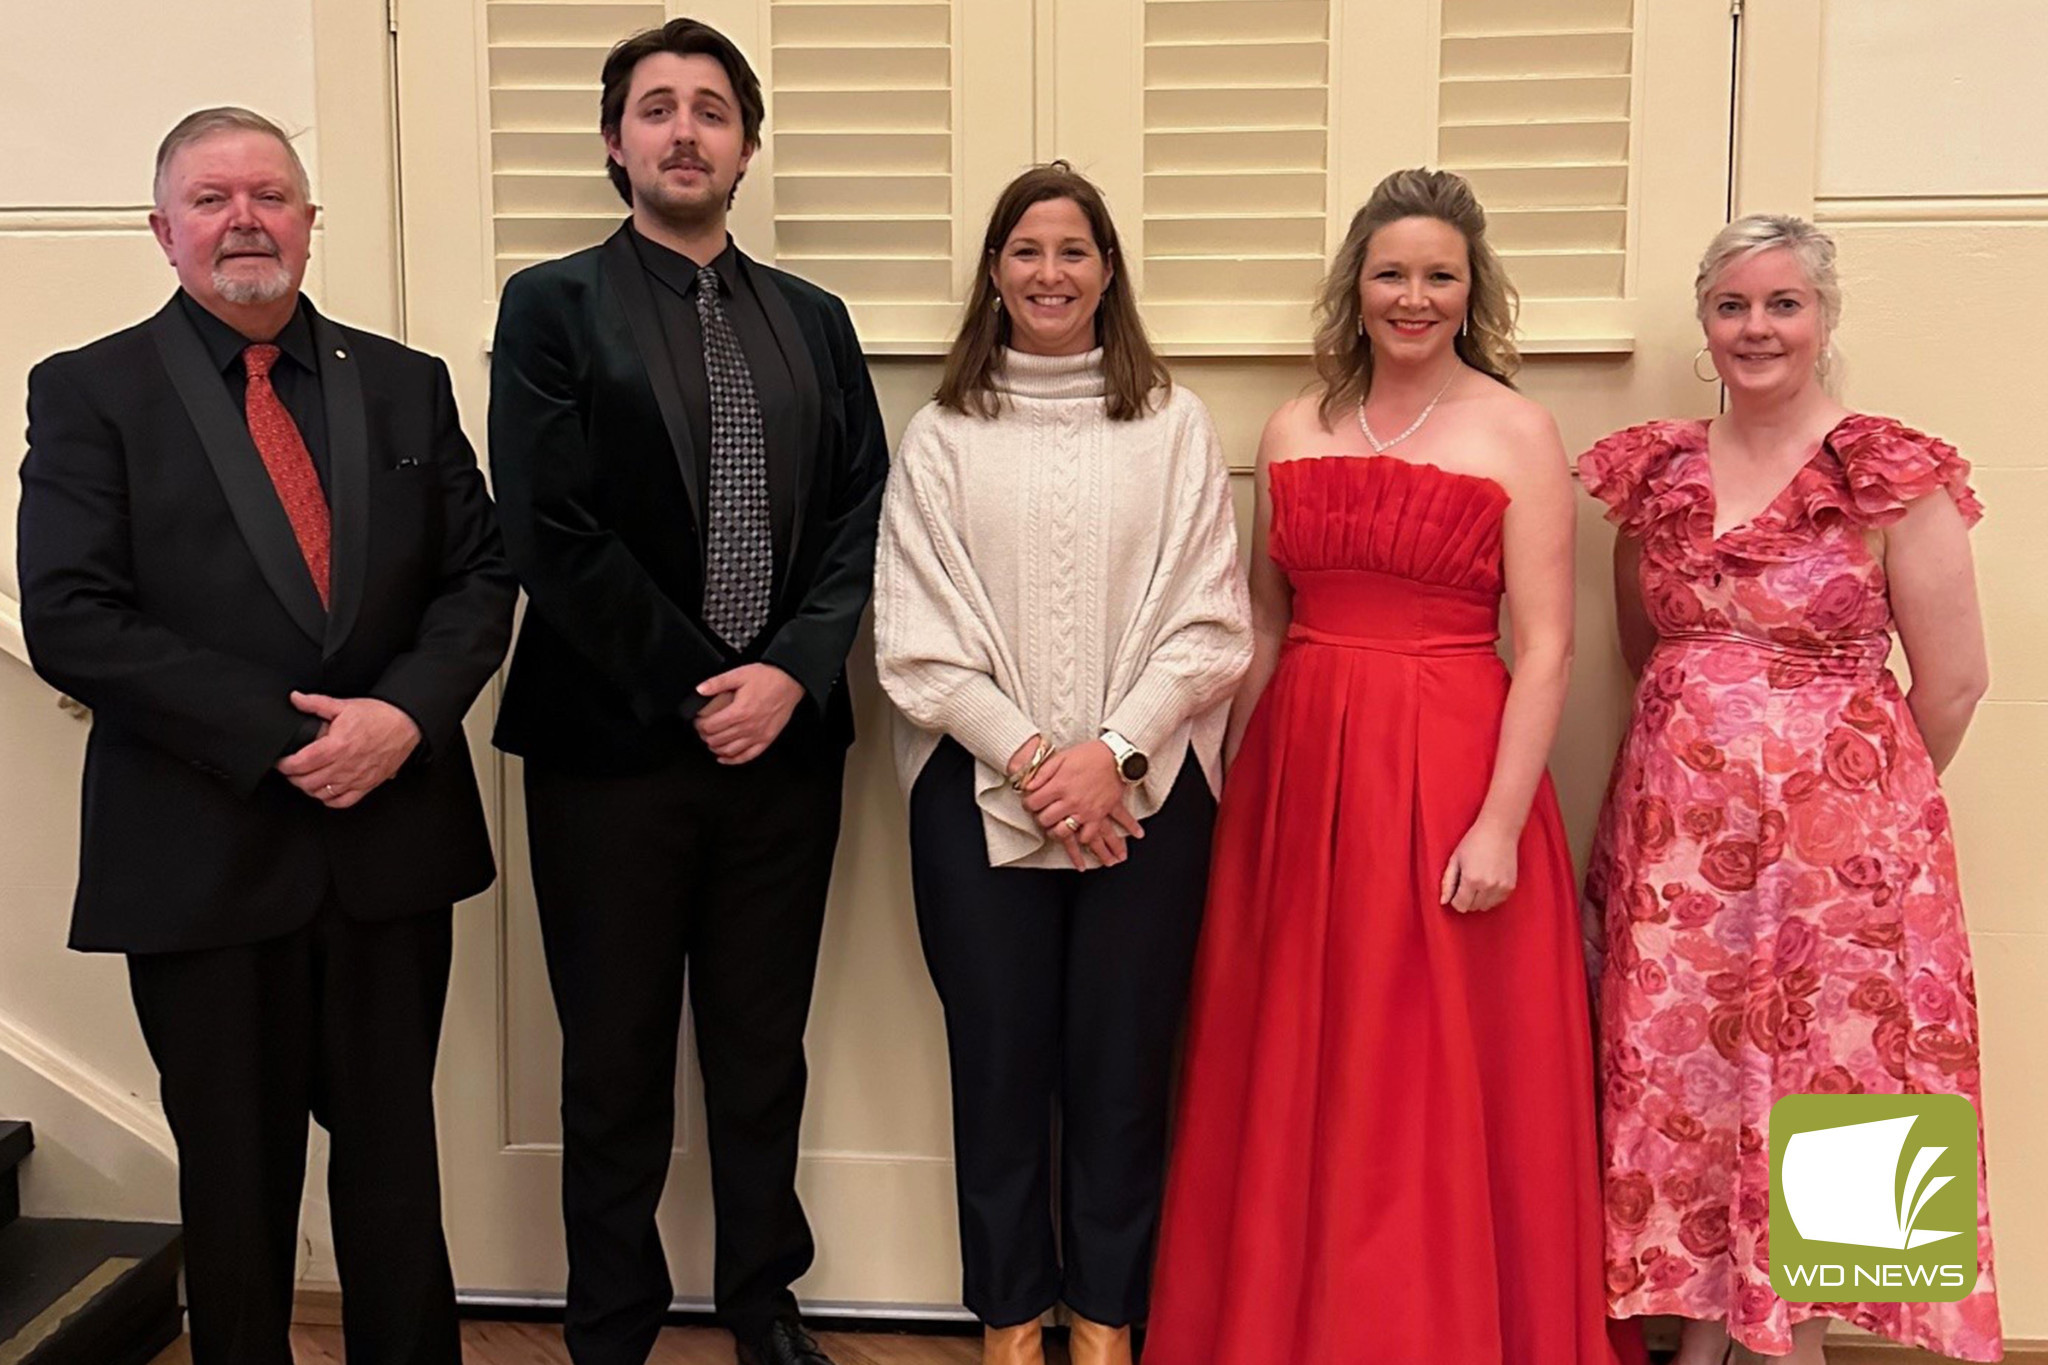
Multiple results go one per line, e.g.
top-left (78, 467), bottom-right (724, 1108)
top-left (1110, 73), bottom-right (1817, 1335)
top-left (1694, 214), bottom-right (1842, 331)
top-left (1312, 168), bottom-right (1519, 428)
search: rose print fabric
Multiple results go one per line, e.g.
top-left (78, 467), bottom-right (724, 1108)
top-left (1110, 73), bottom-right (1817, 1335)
top-left (1579, 415), bottom-right (2002, 1360)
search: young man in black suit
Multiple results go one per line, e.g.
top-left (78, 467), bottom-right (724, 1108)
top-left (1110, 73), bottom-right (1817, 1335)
top-left (16, 108), bottom-right (516, 1365)
top-left (488, 19), bottom-right (887, 1365)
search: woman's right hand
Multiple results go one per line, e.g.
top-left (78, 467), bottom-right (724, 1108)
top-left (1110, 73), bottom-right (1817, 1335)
top-left (1074, 804), bottom-right (1146, 869)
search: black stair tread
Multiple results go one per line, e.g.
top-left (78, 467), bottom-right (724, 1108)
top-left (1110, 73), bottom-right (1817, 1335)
top-left (0, 1217), bottom-right (182, 1345)
top-left (0, 1121), bottom-right (30, 1174)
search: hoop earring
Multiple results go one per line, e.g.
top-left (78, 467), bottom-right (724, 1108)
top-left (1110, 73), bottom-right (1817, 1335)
top-left (1692, 347), bottom-right (1720, 384)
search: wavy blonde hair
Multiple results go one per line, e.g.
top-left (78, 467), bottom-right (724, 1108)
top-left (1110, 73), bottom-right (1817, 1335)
top-left (1312, 168), bottom-right (1519, 428)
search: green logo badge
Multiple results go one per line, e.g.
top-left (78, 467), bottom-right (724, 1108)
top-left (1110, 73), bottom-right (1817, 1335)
top-left (1769, 1094), bottom-right (1978, 1302)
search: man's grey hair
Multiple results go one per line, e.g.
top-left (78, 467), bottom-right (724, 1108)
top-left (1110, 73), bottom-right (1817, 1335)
top-left (153, 107), bottom-right (313, 206)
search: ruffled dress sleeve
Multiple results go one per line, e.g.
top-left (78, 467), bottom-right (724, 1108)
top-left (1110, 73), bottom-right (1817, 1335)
top-left (1576, 420), bottom-right (1703, 538)
top-left (1816, 414), bottom-right (1985, 529)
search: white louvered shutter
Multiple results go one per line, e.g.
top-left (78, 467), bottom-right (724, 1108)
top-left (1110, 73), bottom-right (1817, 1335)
top-left (1438, 0), bottom-right (1636, 344)
top-left (1140, 0), bottom-right (1334, 349)
top-left (486, 1), bottom-right (663, 291)
top-left (768, 0), bottom-right (959, 347)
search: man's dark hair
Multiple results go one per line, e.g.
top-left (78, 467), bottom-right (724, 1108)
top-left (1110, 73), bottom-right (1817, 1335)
top-left (598, 18), bottom-right (765, 208)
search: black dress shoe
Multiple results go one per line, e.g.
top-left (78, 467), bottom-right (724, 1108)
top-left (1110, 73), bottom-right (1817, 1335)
top-left (734, 1315), bottom-right (837, 1365)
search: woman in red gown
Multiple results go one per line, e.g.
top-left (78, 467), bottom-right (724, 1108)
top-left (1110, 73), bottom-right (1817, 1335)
top-left (1145, 169), bottom-right (1631, 1365)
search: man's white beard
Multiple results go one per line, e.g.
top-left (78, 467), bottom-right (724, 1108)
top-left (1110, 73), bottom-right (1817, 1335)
top-left (214, 260), bottom-right (295, 305)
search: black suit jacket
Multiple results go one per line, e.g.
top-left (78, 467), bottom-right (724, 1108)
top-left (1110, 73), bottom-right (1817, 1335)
top-left (16, 295), bottom-right (517, 953)
top-left (488, 224), bottom-right (888, 773)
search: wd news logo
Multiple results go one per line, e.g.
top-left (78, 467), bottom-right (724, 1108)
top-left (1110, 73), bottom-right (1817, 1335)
top-left (1769, 1095), bottom-right (1979, 1303)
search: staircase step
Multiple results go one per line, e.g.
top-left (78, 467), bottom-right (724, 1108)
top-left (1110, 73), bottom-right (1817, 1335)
top-left (0, 1122), bottom-right (30, 1230)
top-left (0, 1217), bottom-right (182, 1365)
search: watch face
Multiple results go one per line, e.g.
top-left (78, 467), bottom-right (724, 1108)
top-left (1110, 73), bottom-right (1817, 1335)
top-left (1122, 752), bottom-right (1149, 782)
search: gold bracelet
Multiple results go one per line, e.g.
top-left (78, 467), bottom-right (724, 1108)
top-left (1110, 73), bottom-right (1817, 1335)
top-left (1008, 738), bottom-right (1053, 792)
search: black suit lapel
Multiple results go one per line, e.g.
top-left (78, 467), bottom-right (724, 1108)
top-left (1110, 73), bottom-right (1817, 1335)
top-left (308, 306), bottom-right (369, 659)
top-left (740, 253), bottom-right (823, 583)
top-left (601, 227), bottom-right (703, 529)
top-left (147, 299), bottom-right (326, 643)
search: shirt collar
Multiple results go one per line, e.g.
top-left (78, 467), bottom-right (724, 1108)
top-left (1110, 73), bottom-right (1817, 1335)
top-left (177, 290), bottom-right (319, 377)
top-left (629, 223), bottom-right (742, 302)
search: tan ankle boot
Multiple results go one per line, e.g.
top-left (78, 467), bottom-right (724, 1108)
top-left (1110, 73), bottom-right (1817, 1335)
top-left (983, 1319), bottom-right (1046, 1365)
top-left (1067, 1315), bottom-right (1133, 1365)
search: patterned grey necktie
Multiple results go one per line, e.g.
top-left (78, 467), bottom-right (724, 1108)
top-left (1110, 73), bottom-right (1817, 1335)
top-left (695, 264), bottom-right (773, 649)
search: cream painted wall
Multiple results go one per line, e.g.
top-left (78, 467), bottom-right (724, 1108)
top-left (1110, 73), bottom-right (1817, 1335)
top-left (1806, 0), bottom-right (2048, 1338)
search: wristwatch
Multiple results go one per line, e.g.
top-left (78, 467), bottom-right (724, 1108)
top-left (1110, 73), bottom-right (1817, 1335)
top-left (1099, 729), bottom-right (1149, 784)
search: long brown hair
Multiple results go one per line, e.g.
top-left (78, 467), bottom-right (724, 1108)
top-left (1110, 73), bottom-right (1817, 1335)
top-left (936, 161), bottom-right (1169, 422)
top-left (1312, 168), bottom-right (1520, 428)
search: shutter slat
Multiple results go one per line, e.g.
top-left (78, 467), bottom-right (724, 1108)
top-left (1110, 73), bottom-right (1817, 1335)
top-left (773, 131), bottom-right (951, 174)
top-left (771, 46), bottom-right (950, 89)
top-left (1146, 42), bottom-right (1326, 86)
top-left (1442, 0), bottom-right (1630, 37)
top-left (774, 4), bottom-right (949, 46)
top-left (772, 256), bottom-right (954, 300)
top-left (487, 4), bottom-right (653, 44)
top-left (1145, 215), bottom-right (1326, 256)
top-left (1146, 87), bottom-right (1327, 130)
top-left (1146, 256), bottom-right (1324, 302)
top-left (1144, 129), bottom-right (1328, 174)
top-left (775, 89), bottom-right (951, 132)
top-left (1438, 73), bottom-right (1631, 122)
top-left (1146, 1), bottom-right (1328, 44)
top-left (1145, 171), bottom-right (1326, 216)
top-left (1439, 119), bottom-right (1631, 166)
top-left (1439, 32), bottom-right (1631, 78)
top-left (773, 173), bottom-right (951, 215)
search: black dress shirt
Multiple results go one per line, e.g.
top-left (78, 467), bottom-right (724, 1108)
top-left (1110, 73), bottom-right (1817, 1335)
top-left (176, 290), bottom-right (330, 492)
top-left (628, 225), bottom-right (799, 583)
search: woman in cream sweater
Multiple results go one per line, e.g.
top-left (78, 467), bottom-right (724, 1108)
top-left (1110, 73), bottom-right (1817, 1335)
top-left (874, 162), bottom-right (1251, 1365)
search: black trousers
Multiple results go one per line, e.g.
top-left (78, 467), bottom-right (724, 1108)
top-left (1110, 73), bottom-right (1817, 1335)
top-left (909, 738), bottom-right (1214, 1329)
top-left (525, 737), bottom-right (844, 1365)
top-left (127, 902), bottom-right (458, 1365)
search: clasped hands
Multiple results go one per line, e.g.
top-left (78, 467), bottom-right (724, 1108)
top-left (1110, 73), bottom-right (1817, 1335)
top-left (275, 692), bottom-right (420, 809)
top-left (694, 663), bottom-right (805, 765)
top-left (1008, 734), bottom-right (1144, 871)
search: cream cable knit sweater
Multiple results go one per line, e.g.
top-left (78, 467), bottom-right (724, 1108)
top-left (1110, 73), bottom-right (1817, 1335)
top-left (874, 348), bottom-right (1253, 869)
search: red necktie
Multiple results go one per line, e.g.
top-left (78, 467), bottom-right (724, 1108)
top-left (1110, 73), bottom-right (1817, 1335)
top-left (242, 343), bottom-right (331, 607)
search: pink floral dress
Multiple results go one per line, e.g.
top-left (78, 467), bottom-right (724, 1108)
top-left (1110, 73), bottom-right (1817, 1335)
top-left (1578, 415), bottom-right (2002, 1360)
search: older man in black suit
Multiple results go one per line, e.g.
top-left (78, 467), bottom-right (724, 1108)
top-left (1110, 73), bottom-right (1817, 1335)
top-left (16, 107), bottom-right (515, 1365)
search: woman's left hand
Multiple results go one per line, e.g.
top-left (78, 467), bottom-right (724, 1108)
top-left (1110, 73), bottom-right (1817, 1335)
top-left (1440, 817), bottom-right (1519, 913)
top-left (1023, 740), bottom-right (1127, 836)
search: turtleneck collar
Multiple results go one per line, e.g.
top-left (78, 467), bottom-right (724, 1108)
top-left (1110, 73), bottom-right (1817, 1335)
top-left (992, 347), bottom-right (1108, 402)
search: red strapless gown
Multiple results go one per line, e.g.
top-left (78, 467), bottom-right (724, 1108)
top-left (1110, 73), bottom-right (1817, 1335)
top-left (1145, 457), bottom-right (1636, 1365)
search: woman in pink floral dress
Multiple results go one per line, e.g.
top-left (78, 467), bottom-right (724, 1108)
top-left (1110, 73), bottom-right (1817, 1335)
top-left (1579, 216), bottom-right (2001, 1364)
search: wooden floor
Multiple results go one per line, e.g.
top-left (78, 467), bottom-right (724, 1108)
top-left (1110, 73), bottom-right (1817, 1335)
top-left (144, 1322), bottom-right (2048, 1363)
top-left (150, 1320), bottom-right (997, 1363)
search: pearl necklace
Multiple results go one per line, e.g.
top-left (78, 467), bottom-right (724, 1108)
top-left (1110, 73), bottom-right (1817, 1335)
top-left (1357, 370), bottom-right (1457, 454)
